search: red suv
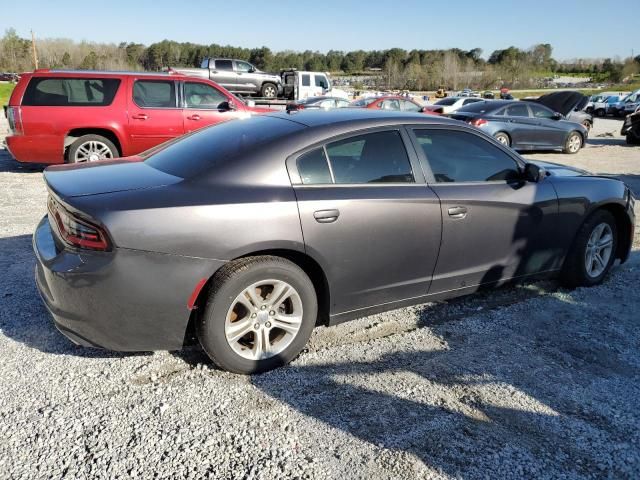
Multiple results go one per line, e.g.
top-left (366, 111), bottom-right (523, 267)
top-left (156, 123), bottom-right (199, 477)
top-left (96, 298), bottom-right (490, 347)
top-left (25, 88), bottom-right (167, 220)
top-left (4, 70), bottom-right (271, 164)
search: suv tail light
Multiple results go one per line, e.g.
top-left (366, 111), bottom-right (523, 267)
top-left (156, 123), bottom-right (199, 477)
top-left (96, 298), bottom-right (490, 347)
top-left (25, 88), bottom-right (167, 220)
top-left (6, 106), bottom-right (23, 135)
top-left (48, 195), bottom-right (111, 251)
top-left (469, 118), bottom-right (488, 127)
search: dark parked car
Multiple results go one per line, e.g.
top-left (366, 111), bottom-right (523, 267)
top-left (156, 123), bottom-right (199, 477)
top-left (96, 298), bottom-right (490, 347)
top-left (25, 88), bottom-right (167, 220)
top-left (524, 91), bottom-right (592, 132)
top-left (622, 109), bottom-right (640, 144)
top-left (286, 96), bottom-right (351, 112)
top-left (450, 100), bottom-right (589, 153)
top-left (34, 110), bottom-right (635, 374)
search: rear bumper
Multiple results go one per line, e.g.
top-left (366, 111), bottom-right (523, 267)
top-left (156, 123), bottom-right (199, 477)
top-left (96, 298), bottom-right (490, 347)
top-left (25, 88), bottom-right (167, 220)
top-left (5, 135), bottom-right (64, 164)
top-left (33, 215), bottom-right (226, 351)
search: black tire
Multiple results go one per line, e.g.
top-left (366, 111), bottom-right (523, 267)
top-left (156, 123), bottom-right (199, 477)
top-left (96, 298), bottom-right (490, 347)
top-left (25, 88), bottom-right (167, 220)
top-left (562, 131), bottom-right (582, 154)
top-left (561, 210), bottom-right (617, 288)
top-left (627, 133), bottom-right (640, 145)
top-left (260, 82), bottom-right (278, 99)
top-left (494, 132), bottom-right (511, 147)
top-left (197, 256), bottom-right (317, 374)
top-left (67, 134), bottom-right (119, 163)
top-left (595, 108), bottom-right (605, 117)
top-left (585, 107), bottom-right (593, 114)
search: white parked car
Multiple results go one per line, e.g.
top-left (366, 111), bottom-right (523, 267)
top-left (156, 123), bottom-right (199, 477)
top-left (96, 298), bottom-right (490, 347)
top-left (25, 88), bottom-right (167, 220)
top-left (422, 96), bottom-right (484, 114)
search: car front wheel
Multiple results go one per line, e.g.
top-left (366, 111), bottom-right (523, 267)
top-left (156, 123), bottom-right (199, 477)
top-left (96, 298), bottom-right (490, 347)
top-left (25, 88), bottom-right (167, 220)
top-left (561, 210), bottom-right (617, 287)
top-left (197, 256), bottom-right (317, 374)
top-left (261, 83), bottom-right (278, 98)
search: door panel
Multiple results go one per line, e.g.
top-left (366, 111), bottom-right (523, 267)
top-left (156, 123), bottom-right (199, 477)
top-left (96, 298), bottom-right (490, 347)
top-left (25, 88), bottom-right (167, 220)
top-left (428, 181), bottom-right (559, 294)
top-left (295, 185), bottom-right (442, 314)
top-left (127, 78), bottom-right (184, 154)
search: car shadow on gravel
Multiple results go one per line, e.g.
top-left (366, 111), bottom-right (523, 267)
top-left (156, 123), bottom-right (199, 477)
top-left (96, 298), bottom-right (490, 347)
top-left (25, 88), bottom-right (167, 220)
top-left (0, 233), bottom-right (148, 359)
top-left (0, 150), bottom-right (46, 173)
top-left (251, 282), bottom-right (640, 477)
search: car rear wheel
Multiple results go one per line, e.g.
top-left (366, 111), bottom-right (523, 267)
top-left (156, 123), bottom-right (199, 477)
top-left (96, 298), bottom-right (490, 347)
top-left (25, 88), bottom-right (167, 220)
top-left (197, 256), bottom-right (317, 374)
top-left (595, 108), bottom-right (605, 117)
top-left (563, 131), bottom-right (582, 154)
top-left (561, 210), bottom-right (617, 288)
top-left (261, 83), bottom-right (278, 98)
top-left (627, 133), bottom-right (640, 145)
top-left (582, 120), bottom-right (592, 133)
top-left (494, 132), bottom-right (511, 147)
top-left (68, 134), bottom-right (118, 163)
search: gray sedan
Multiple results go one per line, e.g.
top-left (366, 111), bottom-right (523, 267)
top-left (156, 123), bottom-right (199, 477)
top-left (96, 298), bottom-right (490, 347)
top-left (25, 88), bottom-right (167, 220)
top-left (34, 110), bottom-right (635, 373)
top-left (450, 100), bottom-right (589, 154)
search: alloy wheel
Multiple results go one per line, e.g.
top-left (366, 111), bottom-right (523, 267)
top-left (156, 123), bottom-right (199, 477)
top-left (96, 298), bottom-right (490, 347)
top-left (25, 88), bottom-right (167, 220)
top-left (568, 134), bottom-right (582, 153)
top-left (263, 85), bottom-right (277, 98)
top-left (224, 279), bottom-right (303, 360)
top-left (585, 223), bottom-right (613, 278)
top-left (74, 141), bottom-right (114, 163)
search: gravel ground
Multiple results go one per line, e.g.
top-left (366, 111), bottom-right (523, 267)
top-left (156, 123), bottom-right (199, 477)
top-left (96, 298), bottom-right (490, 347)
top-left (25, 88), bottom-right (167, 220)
top-left (1, 116), bottom-right (639, 479)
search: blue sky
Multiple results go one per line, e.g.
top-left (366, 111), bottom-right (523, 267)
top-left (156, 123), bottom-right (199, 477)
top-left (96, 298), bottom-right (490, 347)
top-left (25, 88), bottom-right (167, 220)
top-left (2, 0), bottom-right (638, 60)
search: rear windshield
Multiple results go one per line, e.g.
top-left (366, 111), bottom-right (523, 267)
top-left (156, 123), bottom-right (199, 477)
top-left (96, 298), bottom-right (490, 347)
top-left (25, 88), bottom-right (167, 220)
top-left (145, 115), bottom-right (302, 178)
top-left (22, 77), bottom-right (121, 106)
top-left (350, 97), bottom-right (377, 107)
top-left (434, 98), bottom-right (457, 106)
top-left (457, 101), bottom-right (500, 114)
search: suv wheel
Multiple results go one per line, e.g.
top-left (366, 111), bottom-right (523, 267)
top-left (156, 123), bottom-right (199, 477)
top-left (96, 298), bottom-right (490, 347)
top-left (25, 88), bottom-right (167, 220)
top-left (197, 256), bottom-right (317, 374)
top-left (68, 134), bottom-right (118, 163)
top-left (261, 83), bottom-right (278, 98)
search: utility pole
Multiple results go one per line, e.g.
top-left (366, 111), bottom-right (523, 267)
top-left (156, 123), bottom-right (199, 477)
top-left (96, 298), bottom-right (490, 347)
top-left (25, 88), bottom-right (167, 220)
top-left (31, 30), bottom-right (38, 69)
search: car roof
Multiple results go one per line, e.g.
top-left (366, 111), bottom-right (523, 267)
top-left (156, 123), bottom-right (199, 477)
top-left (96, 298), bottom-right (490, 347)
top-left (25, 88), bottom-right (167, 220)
top-left (265, 108), bottom-right (459, 128)
top-left (31, 69), bottom-right (187, 80)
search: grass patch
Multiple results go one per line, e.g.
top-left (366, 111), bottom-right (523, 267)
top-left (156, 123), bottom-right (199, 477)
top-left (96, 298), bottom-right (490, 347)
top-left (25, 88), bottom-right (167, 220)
top-left (0, 82), bottom-right (15, 106)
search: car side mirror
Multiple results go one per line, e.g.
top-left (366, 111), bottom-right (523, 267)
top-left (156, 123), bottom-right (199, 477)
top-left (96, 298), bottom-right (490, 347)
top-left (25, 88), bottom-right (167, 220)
top-left (524, 163), bottom-right (546, 182)
top-left (221, 100), bottom-right (236, 111)
top-left (552, 112), bottom-right (563, 120)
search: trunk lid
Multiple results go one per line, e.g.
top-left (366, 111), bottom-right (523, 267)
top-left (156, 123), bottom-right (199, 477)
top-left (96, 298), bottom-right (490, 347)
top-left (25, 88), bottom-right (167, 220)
top-left (44, 160), bottom-right (181, 198)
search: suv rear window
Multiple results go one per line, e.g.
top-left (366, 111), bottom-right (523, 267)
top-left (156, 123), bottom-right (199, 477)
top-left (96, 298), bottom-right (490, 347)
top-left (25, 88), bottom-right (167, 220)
top-left (22, 77), bottom-right (121, 106)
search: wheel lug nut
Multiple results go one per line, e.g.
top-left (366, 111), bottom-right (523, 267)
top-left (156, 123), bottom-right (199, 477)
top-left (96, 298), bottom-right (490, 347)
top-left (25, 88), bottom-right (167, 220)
top-left (265, 322), bottom-right (271, 328)
top-left (269, 311), bottom-right (275, 316)
top-left (254, 323), bottom-right (260, 330)
top-left (261, 305), bottom-right (266, 310)
top-left (251, 313), bottom-right (257, 318)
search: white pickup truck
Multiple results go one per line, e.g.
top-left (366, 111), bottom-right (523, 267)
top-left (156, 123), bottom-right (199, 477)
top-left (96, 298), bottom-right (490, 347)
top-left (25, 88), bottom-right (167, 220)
top-left (279, 69), bottom-right (349, 102)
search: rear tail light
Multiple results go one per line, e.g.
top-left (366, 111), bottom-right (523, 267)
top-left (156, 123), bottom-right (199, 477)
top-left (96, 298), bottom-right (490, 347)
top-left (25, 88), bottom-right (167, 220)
top-left (469, 118), bottom-right (488, 127)
top-left (48, 195), bottom-right (111, 251)
top-left (6, 106), bottom-right (23, 135)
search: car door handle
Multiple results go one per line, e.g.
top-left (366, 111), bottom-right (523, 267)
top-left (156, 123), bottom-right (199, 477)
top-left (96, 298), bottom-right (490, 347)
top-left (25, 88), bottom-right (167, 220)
top-left (448, 206), bottom-right (468, 219)
top-left (132, 113), bottom-right (148, 120)
top-left (187, 114), bottom-right (201, 120)
top-left (313, 209), bottom-right (340, 223)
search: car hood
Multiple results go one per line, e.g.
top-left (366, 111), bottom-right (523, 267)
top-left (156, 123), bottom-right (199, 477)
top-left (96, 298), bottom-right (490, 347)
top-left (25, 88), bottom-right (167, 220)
top-left (44, 160), bottom-right (181, 198)
top-left (526, 91), bottom-right (588, 116)
top-left (528, 160), bottom-right (590, 177)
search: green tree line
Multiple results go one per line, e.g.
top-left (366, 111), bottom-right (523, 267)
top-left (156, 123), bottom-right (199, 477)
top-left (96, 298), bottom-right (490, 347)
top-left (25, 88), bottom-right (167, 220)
top-left (1, 28), bottom-right (638, 90)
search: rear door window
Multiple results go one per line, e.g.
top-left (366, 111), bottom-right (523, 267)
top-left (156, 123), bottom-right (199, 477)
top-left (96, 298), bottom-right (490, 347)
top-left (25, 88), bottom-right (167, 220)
top-left (133, 80), bottom-right (177, 108)
top-left (22, 77), bottom-right (121, 106)
top-left (297, 148), bottom-right (332, 184)
top-left (325, 130), bottom-right (414, 184)
top-left (215, 60), bottom-right (234, 71)
top-left (504, 104), bottom-right (530, 117)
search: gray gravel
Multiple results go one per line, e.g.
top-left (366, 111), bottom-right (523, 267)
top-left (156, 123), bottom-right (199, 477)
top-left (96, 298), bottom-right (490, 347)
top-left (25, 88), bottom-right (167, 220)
top-left (1, 115), bottom-right (639, 479)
